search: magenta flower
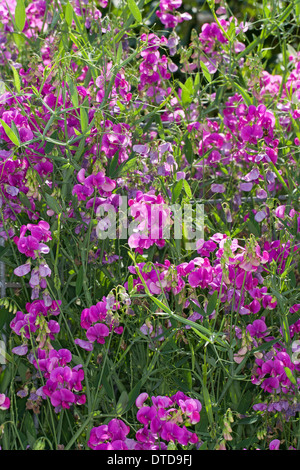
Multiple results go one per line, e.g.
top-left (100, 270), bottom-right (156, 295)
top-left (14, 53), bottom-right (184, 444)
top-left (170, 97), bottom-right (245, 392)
top-left (269, 439), bottom-right (280, 450)
top-left (0, 393), bottom-right (10, 410)
top-left (246, 318), bottom-right (267, 338)
top-left (50, 388), bottom-right (75, 409)
top-left (275, 205), bottom-right (286, 219)
top-left (86, 323), bottom-right (110, 344)
top-left (17, 235), bottom-right (39, 257)
top-left (290, 304), bottom-right (300, 314)
top-left (87, 419), bottom-right (130, 450)
top-left (136, 393), bottom-right (149, 408)
top-left (50, 366), bottom-right (73, 385)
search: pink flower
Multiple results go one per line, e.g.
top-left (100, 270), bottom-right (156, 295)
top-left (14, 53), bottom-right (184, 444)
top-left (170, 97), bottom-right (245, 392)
top-left (269, 439), bottom-right (280, 450)
top-left (211, 183), bottom-right (225, 193)
top-left (86, 323), bottom-right (110, 344)
top-left (50, 388), bottom-right (75, 409)
top-left (275, 205), bottom-right (285, 219)
top-left (0, 393), bottom-right (10, 410)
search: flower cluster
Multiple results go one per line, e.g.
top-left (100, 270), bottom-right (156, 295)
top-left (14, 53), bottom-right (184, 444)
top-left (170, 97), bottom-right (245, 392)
top-left (127, 259), bottom-right (184, 296)
top-left (34, 348), bottom-right (86, 412)
top-left (10, 299), bottom-right (61, 355)
top-left (156, 0), bottom-right (192, 29)
top-left (72, 169), bottom-right (116, 203)
top-left (13, 221), bottom-right (51, 259)
top-left (128, 234), bottom-right (276, 318)
top-left (75, 288), bottom-right (130, 352)
top-left (13, 221), bottom-right (53, 303)
top-left (95, 64), bottom-right (132, 110)
top-left (87, 419), bottom-right (132, 450)
top-left (88, 391), bottom-right (201, 450)
top-left (135, 392), bottom-right (201, 448)
top-left (251, 349), bottom-right (298, 395)
top-left (128, 191), bottom-right (172, 254)
top-left (138, 33), bottom-right (173, 103)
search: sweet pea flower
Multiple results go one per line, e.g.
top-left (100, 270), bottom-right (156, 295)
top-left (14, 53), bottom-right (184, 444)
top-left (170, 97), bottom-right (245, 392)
top-left (0, 394), bottom-right (10, 410)
top-left (269, 439), bottom-right (280, 450)
top-left (86, 323), bottom-right (110, 344)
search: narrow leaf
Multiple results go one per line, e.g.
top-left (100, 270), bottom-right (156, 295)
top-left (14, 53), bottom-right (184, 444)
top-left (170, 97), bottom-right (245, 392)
top-left (44, 193), bottom-right (62, 214)
top-left (80, 108), bottom-right (88, 133)
top-left (76, 266), bottom-right (84, 297)
top-left (183, 180), bottom-right (192, 199)
top-left (11, 65), bottom-right (21, 93)
top-left (207, 290), bottom-right (218, 316)
top-left (65, 1), bottom-right (73, 27)
top-left (284, 367), bottom-right (297, 385)
top-left (172, 179), bottom-right (183, 203)
top-left (15, 0), bottom-right (26, 31)
top-left (127, 0), bottom-right (142, 22)
top-left (0, 118), bottom-right (20, 146)
top-left (200, 61), bottom-right (212, 82)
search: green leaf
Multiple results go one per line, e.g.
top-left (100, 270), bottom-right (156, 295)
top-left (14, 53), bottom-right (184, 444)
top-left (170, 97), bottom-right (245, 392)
top-left (101, 371), bottom-right (114, 400)
top-left (33, 438), bottom-right (46, 450)
top-left (116, 42), bottom-right (123, 64)
top-left (203, 386), bottom-right (214, 428)
top-left (150, 296), bottom-right (172, 315)
top-left (185, 76), bottom-right (194, 93)
top-left (128, 275), bottom-right (134, 294)
top-left (11, 65), bottom-right (21, 93)
top-left (65, 1), bottom-right (73, 27)
top-left (184, 137), bottom-right (193, 165)
top-left (284, 367), bottom-right (297, 385)
top-left (115, 391), bottom-right (129, 416)
top-left (24, 412), bottom-right (37, 447)
top-left (15, 0), bottom-right (26, 31)
top-left (127, 0), bottom-right (142, 22)
top-left (0, 119), bottom-right (20, 146)
top-left (200, 61), bottom-right (212, 82)
top-left (199, 441), bottom-right (208, 450)
top-left (13, 32), bottom-right (26, 50)
top-left (189, 299), bottom-right (206, 316)
top-left (230, 81), bottom-right (252, 106)
top-left (0, 366), bottom-right (11, 393)
top-left (124, 379), bottom-right (143, 413)
top-left (19, 192), bottom-right (32, 209)
top-left (108, 150), bottom-right (120, 178)
top-left (11, 121), bottom-right (21, 143)
top-left (167, 441), bottom-right (178, 450)
top-left (238, 415), bottom-right (259, 425)
top-left (194, 72), bottom-right (200, 91)
top-left (66, 75), bottom-right (79, 108)
top-left (172, 179), bottom-right (183, 203)
top-left (0, 81), bottom-right (5, 95)
top-left (252, 339), bottom-right (278, 353)
top-left (295, 0), bottom-right (300, 23)
top-left (117, 156), bottom-right (137, 176)
top-left (44, 193), bottom-right (62, 215)
top-left (76, 266), bottom-right (84, 297)
top-left (183, 180), bottom-right (192, 199)
top-left (207, 290), bottom-right (218, 316)
top-left (80, 108), bottom-right (88, 133)
top-left (178, 81), bottom-right (193, 105)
